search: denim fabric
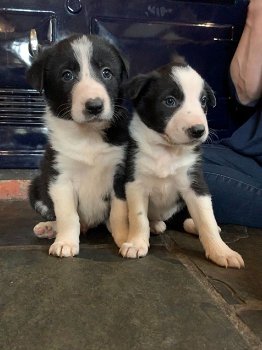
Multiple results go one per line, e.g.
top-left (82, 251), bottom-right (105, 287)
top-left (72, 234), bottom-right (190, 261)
top-left (202, 144), bottom-right (262, 228)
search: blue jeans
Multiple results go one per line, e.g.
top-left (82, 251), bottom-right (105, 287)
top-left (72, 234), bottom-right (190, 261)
top-left (202, 144), bottom-right (262, 228)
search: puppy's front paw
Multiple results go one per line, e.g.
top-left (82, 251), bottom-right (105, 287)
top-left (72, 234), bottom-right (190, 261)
top-left (205, 242), bottom-right (244, 269)
top-left (49, 241), bottom-right (79, 258)
top-left (34, 221), bottom-right (57, 239)
top-left (119, 240), bottom-right (149, 258)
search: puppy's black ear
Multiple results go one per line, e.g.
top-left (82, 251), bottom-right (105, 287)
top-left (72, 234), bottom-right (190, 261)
top-left (111, 46), bottom-right (129, 80)
top-left (118, 52), bottom-right (129, 80)
top-left (102, 36), bottom-right (129, 80)
top-left (204, 81), bottom-right (216, 108)
top-left (171, 54), bottom-right (187, 67)
top-left (124, 73), bottom-right (154, 100)
top-left (26, 48), bottom-right (52, 92)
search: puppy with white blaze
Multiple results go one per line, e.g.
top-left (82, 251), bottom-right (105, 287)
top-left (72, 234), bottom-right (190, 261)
top-left (27, 34), bottom-right (129, 257)
top-left (111, 60), bottom-right (245, 268)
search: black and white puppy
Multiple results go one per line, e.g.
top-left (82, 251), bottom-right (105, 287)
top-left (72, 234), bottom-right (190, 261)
top-left (28, 34), bottom-right (129, 257)
top-left (111, 60), bottom-right (244, 268)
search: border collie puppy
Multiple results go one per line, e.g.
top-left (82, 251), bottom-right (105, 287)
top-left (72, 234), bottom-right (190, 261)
top-left (111, 60), bottom-right (244, 268)
top-left (27, 34), bottom-right (129, 257)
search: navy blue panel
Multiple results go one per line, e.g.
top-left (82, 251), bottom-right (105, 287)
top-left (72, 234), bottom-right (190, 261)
top-left (0, 0), bottom-right (249, 168)
top-left (0, 9), bottom-right (56, 89)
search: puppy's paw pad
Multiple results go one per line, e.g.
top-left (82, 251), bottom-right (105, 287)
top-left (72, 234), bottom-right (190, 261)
top-left (150, 221), bottom-right (166, 234)
top-left (33, 222), bottom-right (56, 239)
top-left (119, 242), bottom-right (148, 258)
top-left (206, 244), bottom-right (244, 269)
top-left (49, 241), bottom-right (79, 257)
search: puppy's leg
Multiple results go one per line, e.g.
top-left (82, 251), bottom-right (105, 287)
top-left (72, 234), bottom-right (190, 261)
top-left (48, 180), bottom-right (80, 257)
top-left (34, 221), bottom-right (57, 239)
top-left (120, 182), bottom-right (150, 258)
top-left (109, 195), bottom-right (129, 248)
top-left (183, 218), bottom-right (221, 236)
top-left (182, 192), bottom-right (244, 268)
top-left (150, 220), bottom-right (166, 234)
top-left (183, 218), bottom-right (198, 235)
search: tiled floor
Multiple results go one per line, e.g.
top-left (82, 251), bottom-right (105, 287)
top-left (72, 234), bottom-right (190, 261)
top-left (0, 200), bottom-right (261, 350)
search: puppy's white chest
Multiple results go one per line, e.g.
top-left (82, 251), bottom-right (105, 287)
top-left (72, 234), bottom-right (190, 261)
top-left (143, 150), bottom-right (182, 179)
top-left (57, 143), bottom-right (124, 227)
top-left (75, 162), bottom-right (112, 227)
top-left (154, 153), bottom-right (178, 178)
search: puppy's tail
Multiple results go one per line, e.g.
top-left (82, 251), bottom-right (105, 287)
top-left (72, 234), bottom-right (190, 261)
top-left (29, 176), bottom-right (55, 221)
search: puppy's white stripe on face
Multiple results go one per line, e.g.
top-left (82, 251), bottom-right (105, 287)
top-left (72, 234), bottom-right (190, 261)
top-left (71, 35), bottom-right (93, 79)
top-left (165, 66), bottom-right (208, 144)
top-left (70, 35), bottom-right (112, 124)
top-left (171, 66), bottom-right (203, 102)
top-left (171, 66), bottom-right (206, 117)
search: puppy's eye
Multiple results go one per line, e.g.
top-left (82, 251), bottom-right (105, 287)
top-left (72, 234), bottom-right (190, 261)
top-left (102, 68), bottom-right (112, 80)
top-left (164, 96), bottom-right (176, 107)
top-left (62, 70), bottom-right (74, 82)
top-left (201, 95), bottom-right (207, 107)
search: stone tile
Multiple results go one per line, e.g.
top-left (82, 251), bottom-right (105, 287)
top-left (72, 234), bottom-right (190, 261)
top-left (0, 200), bottom-right (114, 247)
top-left (1, 200), bottom-right (261, 346)
top-left (238, 310), bottom-right (262, 340)
top-left (0, 200), bottom-right (48, 246)
top-left (167, 225), bottom-right (262, 340)
top-left (0, 247), bottom-right (250, 350)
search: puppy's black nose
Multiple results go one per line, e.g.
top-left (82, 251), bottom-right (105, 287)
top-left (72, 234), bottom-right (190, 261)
top-left (85, 98), bottom-right (103, 115)
top-left (187, 124), bottom-right (205, 139)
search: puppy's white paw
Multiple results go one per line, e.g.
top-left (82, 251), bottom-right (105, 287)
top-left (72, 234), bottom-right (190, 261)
top-left (150, 220), bottom-right (166, 234)
top-left (119, 240), bottom-right (149, 258)
top-left (205, 241), bottom-right (244, 269)
top-left (49, 241), bottom-right (79, 257)
top-left (34, 221), bottom-right (57, 239)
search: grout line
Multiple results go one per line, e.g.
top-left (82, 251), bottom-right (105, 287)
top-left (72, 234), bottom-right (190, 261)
top-left (0, 243), bottom-right (117, 251)
top-left (0, 245), bottom-right (48, 251)
top-left (0, 241), bottom-right (164, 251)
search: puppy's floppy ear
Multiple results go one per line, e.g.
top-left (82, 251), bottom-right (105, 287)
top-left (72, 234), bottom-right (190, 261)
top-left (26, 48), bottom-right (52, 92)
top-left (204, 81), bottom-right (216, 108)
top-left (102, 36), bottom-right (129, 80)
top-left (171, 54), bottom-right (187, 67)
top-left (123, 73), bottom-right (155, 100)
top-left (111, 46), bottom-right (129, 80)
top-left (121, 56), bottom-right (129, 80)
top-left (118, 51), bottom-right (129, 80)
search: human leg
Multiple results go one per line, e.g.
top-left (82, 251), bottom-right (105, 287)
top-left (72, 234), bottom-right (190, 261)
top-left (202, 144), bottom-right (262, 228)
